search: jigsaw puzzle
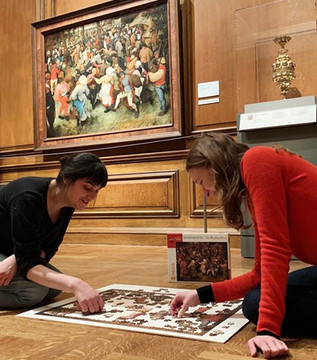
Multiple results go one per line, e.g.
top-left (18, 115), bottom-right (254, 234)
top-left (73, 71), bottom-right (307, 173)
top-left (18, 284), bottom-right (248, 343)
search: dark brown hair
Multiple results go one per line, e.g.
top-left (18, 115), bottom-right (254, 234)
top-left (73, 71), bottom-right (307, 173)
top-left (56, 152), bottom-right (108, 188)
top-left (186, 133), bottom-right (249, 230)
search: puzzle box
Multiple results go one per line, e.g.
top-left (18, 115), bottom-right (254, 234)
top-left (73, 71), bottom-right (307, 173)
top-left (167, 233), bottom-right (231, 282)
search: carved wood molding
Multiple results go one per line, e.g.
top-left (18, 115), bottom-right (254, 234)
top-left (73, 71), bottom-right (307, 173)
top-left (0, 150), bottom-right (189, 173)
top-left (189, 179), bottom-right (222, 218)
top-left (1, 170), bottom-right (180, 218)
top-left (74, 170), bottom-right (180, 218)
top-left (63, 226), bottom-right (239, 246)
top-left (65, 226), bottom-right (238, 234)
top-left (0, 144), bottom-right (35, 154)
top-left (35, 0), bottom-right (55, 21)
top-left (45, 0), bottom-right (55, 18)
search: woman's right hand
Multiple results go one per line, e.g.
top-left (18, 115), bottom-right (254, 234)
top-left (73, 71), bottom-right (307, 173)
top-left (170, 290), bottom-right (200, 317)
top-left (26, 265), bottom-right (104, 313)
top-left (73, 279), bottom-right (104, 314)
top-left (0, 255), bottom-right (18, 286)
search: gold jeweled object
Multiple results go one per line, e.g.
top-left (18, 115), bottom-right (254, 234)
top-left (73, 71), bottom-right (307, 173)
top-left (272, 35), bottom-right (296, 98)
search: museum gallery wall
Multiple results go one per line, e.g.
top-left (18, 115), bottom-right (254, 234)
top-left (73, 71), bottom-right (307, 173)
top-left (1, 0), bottom-right (315, 245)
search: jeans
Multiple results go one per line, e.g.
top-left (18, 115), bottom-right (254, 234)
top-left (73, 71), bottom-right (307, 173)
top-left (153, 85), bottom-right (166, 112)
top-left (0, 254), bottom-right (62, 309)
top-left (242, 266), bottom-right (317, 336)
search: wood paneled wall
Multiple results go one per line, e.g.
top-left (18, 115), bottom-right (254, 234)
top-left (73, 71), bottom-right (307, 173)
top-left (0, 0), bottom-right (37, 152)
top-left (188, 0), bottom-right (283, 134)
top-left (0, 151), bottom-right (233, 245)
top-left (1, 0), bottom-right (316, 245)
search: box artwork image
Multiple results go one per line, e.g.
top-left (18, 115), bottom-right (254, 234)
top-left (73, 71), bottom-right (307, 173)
top-left (167, 233), bottom-right (231, 283)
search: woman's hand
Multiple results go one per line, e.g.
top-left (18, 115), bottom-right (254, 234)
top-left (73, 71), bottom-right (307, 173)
top-left (248, 335), bottom-right (289, 358)
top-left (72, 279), bottom-right (104, 314)
top-left (27, 265), bottom-right (104, 313)
top-left (0, 255), bottom-right (18, 286)
top-left (170, 290), bottom-right (200, 317)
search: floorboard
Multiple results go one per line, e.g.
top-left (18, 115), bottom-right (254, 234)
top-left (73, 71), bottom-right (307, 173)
top-left (0, 244), bottom-right (316, 360)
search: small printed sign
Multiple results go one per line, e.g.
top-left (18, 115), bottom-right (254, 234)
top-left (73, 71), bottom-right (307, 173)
top-left (198, 81), bottom-right (219, 98)
top-left (239, 104), bottom-right (317, 131)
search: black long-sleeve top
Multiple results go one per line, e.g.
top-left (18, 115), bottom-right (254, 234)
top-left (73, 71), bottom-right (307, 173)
top-left (0, 177), bottom-right (74, 278)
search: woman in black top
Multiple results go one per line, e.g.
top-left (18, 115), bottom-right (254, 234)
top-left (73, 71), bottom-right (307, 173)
top-left (0, 152), bottom-right (108, 313)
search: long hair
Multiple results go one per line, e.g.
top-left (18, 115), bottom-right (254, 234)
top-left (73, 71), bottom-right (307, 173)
top-left (186, 133), bottom-right (249, 230)
top-left (56, 152), bottom-right (108, 188)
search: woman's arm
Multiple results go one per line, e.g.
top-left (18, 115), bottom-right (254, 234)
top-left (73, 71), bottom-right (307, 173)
top-left (241, 148), bottom-right (292, 337)
top-left (27, 265), bottom-right (104, 313)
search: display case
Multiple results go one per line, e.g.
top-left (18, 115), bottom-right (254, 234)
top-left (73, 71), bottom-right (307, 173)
top-left (235, 0), bottom-right (317, 113)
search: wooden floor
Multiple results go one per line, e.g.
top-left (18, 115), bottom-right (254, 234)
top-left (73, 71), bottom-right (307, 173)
top-left (1, 244), bottom-right (317, 360)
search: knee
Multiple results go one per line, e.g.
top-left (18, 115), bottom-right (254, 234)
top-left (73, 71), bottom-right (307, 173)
top-left (45, 288), bottom-right (62, 301)
top-left (288, 266), bottom-right (317, 286)
top-left (17, 283), bottom-right (50, 307)
top-left (242, 286), bottom-right (260, 325)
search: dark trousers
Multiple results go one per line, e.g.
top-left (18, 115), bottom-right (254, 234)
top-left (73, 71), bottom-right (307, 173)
top-left (242, 266), bottom-right (317, 337)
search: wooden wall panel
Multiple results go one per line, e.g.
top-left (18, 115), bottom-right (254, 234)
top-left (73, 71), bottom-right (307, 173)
top-left (189, 0), bottom-right (281, 133)
top-left (0, 156), bottom-right (231, 236)
top-left (190, 182), bottom-right (221, 218)
top-left (54, 0), bottom-right (111, 16)
top-left (76, 170), bottom-right (180, 218)
top-left (54, 0), bottom-right (185, 16)
top-left (0, 0), bottom-right (38, 152)
top-left (5, 0), bottom-right (313, 245)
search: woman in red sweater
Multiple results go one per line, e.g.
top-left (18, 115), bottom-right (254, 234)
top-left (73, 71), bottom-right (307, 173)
top-left (170, 132), bottom-right (317, 359)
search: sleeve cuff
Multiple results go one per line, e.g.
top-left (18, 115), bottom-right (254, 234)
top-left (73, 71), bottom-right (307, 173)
top-left (20, 258), bottom-right (48, 279)
top-left (257, 330), bottom-right (280, 339)
top-left (196, 285), bottom-right (215, 303)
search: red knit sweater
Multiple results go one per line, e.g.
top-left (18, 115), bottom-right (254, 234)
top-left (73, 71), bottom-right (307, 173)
top-left (211, 146), bottom-right (317, 336)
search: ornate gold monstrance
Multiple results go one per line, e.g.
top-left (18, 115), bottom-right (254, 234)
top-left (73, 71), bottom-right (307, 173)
top-left (272, 35), bottom-right (296, 98)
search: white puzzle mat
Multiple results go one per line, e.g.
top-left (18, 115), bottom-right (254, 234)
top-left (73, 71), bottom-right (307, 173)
top-left (17, 284), bottom-right (249, 343)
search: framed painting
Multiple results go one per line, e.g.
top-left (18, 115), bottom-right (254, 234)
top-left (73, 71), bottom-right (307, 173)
top-left (32, 0), bottom-right (182, 151)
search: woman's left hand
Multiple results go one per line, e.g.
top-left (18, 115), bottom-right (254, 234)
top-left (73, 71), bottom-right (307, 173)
top-left (0, 255), bottom-right (18, 286)
top-left (248, 335), bottom-right (289, 358)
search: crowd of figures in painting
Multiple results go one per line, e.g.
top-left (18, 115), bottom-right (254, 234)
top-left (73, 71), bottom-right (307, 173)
top-left (176, 242), bottom-right (230, 282)
top-left (45, 4), bottom-right (171, 138)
